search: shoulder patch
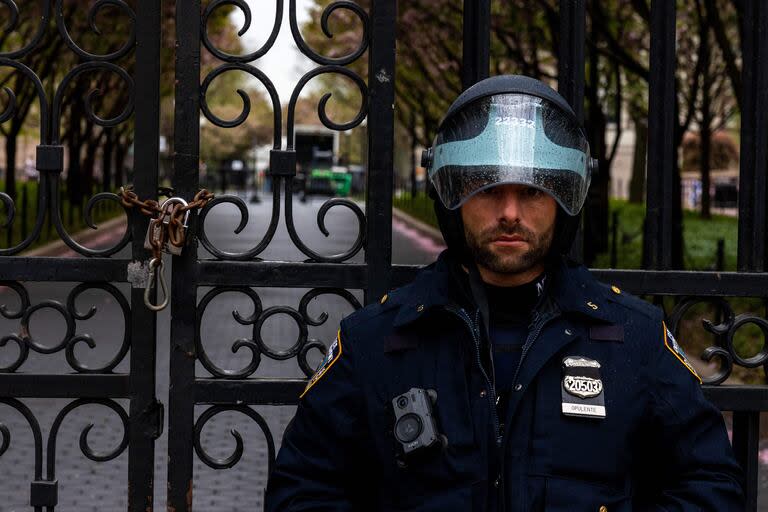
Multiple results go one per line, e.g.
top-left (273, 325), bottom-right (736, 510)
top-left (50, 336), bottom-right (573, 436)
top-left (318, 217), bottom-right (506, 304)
top-left (300, 330), bottom-right (343, 398)
top-left (662, 322), bottom-right (702, 383)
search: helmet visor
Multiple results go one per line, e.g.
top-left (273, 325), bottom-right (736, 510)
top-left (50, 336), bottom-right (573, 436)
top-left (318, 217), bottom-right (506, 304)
top-left (428, 94), bottom-right (591, 215)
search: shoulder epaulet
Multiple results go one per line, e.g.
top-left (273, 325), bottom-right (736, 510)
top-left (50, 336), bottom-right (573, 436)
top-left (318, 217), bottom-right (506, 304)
top-left (602, 283), bottom-right (658, 321)
top-left (343, 286), bottom-right (405, 330)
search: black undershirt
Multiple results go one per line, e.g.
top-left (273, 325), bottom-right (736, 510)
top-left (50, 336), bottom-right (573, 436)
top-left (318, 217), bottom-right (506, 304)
top-left (446, 256), bottom-right (545, 393)
top-left (484, 275), bottom-right (544, 393)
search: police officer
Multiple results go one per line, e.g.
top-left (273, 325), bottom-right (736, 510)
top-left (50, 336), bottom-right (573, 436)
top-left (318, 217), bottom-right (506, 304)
top-left (265, 75), bottom-right (744, 511)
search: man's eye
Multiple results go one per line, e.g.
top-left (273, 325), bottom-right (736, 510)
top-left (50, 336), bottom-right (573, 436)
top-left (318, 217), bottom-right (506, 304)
top-left (525, 187), bottom-right (543, 197)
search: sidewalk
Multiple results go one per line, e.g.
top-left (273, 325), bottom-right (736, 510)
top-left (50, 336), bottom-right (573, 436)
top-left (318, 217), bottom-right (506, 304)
top-left (21, 214), bottom-right (128, 257)
top-left (391, 207), bottom-right (445, 260)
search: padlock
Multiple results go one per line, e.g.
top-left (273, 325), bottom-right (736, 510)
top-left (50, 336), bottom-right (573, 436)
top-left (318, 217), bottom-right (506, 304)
top-left (143, 218), bottom-right (183, 256)
top-left (160, 197), bottom-right (189, 255)
top-left (143, 197), bottom-right (189, 256)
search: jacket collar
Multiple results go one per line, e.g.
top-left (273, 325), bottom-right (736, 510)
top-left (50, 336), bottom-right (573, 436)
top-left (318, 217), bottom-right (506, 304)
top-left (391, 250), bottom-right (615, 328)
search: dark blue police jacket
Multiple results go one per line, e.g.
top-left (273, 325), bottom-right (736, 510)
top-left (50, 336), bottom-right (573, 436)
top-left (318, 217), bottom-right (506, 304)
top-left (265, 251), bottom-right (744, 511)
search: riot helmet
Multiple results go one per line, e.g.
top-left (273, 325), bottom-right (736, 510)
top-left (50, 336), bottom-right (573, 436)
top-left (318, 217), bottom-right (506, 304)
top-left (423, 75), bottom-right (597, 260)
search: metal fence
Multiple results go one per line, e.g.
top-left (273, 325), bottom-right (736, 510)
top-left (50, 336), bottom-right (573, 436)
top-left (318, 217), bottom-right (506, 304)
top-left (0, 0), bottom-right (767, 510)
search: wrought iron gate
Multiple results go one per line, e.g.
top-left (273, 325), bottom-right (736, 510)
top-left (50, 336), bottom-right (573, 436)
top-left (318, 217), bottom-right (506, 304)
top-left (1, 0), bottom-right (768, 511)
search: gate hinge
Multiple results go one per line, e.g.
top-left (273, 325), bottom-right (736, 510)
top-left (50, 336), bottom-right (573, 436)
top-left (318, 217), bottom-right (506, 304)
top-left (145, 400), bottom-right (164, 440)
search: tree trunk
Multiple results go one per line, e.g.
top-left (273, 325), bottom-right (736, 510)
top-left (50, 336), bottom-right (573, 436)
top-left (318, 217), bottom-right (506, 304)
top-left (82, 131), bottom-right (99, 197)
top-left (700, 25), bottom-right (712, 219)
top-left (4, 133), bottom-right (17, 201)
top-left (115, 137), bottom-right (127, 187)
top-left (409, 117), bottom-right (418, 197)
top-left (700, 121), bottom-right (712, 219)
top-left (103, 131), bottom-right (114, 192)
top-left (67, 107), bottom-right (84, 208)
top-left (628, 117), bottom-right (647, 204)
top-left (672, 157), bottom-right (685, 269)
top-left (672, 105), bottom-right (685, 270)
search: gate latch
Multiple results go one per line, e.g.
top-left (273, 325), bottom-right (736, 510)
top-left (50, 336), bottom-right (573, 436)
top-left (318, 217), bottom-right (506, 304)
top-left (146, 400), bottom-right (164, 440)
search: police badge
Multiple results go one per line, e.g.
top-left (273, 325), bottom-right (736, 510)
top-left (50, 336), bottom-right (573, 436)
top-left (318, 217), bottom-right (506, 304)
top-left (561, 356), bottom-right (606, 419)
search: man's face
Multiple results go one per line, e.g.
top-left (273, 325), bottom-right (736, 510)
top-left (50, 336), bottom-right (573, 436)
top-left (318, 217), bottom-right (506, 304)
top-left (461, 184), bottom-right (558, 276)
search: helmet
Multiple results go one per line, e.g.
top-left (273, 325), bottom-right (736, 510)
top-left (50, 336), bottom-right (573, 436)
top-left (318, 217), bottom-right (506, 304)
top-left (423, 75), bottom-right (597, 261)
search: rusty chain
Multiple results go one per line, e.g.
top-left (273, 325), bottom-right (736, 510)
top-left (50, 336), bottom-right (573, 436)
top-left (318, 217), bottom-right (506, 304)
top-left (118, 185), bottom-right (214, 260)
top-left (118, 185), bottom-right (214, 311)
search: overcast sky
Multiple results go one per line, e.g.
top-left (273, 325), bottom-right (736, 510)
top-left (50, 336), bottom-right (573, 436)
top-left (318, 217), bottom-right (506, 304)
top-left (231, 0), bottom-right (316, 102)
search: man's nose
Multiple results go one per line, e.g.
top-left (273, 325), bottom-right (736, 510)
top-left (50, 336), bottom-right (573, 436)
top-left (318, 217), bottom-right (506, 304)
top-left (498, 189), bottom-right (522, 222)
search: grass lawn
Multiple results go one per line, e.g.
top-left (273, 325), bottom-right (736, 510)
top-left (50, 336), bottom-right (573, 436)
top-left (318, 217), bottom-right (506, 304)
top-left (591, 200), bottom-right (738, 271)
top-left (1, 180), bottom-right (124, 252)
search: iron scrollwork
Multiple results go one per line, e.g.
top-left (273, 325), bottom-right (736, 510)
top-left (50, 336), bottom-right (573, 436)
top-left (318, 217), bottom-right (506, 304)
top-left (666, 296), bottom-right (768, 385)
top-left (0, 397), bottom-right (45, 484)
top-left (47, 398), bottom-right (129, 466)
top-left (202, 0), bottom-right (283, 63)
top-left (197, 1), bottom-right (370, 262)
top-left (0, 0), bottom-right (52, 60)
top-left (0, 0), bottom-right (136, 257)
top-left (0, 281), bottom-right (131, 373)
top-left (196, 286), bottom-right (361, 379)
top-left (297, 287), bottom-right (361, 375)
top-left (289, 0), bottom-right (369, 66)
top-left (193, 405), bottom-right (276, 471)
top-left (198, 62), bottom-right (283, 260)
top-left (0, 398), bottom-right (127, 508)
top-left (55, 0), bottom-right (136, 62)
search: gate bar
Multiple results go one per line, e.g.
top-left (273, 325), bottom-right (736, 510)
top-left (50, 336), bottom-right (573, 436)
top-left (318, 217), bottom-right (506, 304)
top-left (644, 0), bottom-right (676, 270)
top-left (0, 257), bottom-right (129, 281)
top-left (558, 0), bottom-right (585, 262)
top-left (703, 386), bottom-right (768, 411)
top-left (557, 0), bottom-right (585, 123)
top-left (364, 0), bottom-right (397, 304)
top-left (461, 0), bottom-right (490, 90)
top-left (168, 0), bottom-right (203, 507)
top-left (195, 379), bottom-right (306, 405)
top-left (389, 266), bottom-right (768, 297)
top-left (0, 375), bottom-right (130, 398)
top-left (737, 0), bottom-right (768, 272)
top-left (128, 0), bottom-right (162, 510)
top-left (732, 411), bottom-right (760, 511)
top-left (198, 261), bottom-right (368, 288)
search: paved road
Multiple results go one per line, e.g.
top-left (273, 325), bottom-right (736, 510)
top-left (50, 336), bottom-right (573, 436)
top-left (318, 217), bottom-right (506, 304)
top-left (2, 192), bottom-right (767, 510)
top-left (0, 192), bottom-right (441, 511)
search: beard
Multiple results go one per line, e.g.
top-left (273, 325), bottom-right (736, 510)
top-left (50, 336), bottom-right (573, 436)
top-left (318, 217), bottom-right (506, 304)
top-left (464, 219), bottom-right (555, 274)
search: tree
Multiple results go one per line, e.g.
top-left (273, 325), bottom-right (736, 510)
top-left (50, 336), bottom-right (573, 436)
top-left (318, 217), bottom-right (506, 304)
top-left (1, 0), bottom-right (252, 212)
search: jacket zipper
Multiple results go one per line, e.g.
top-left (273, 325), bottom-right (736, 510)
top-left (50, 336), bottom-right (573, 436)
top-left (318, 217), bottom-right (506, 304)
top-left (497, 309), bottom-right (553, 512)
top-left (452, 306), bottom-right (501, 447)
top-left (509, 311), bottom-right (545, 390)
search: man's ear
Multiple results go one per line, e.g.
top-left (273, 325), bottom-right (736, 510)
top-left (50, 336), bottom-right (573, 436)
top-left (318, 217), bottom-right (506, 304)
top-left (427, 182), bottom-right (438, 200)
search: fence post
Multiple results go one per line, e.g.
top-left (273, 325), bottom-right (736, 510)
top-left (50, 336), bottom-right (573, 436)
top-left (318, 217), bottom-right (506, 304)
top-left (716, 238), bottom-right (725, 271)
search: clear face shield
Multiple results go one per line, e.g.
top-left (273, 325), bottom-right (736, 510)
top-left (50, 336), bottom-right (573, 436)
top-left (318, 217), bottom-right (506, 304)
top-left (425, 94), bottom-right (595, 216)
